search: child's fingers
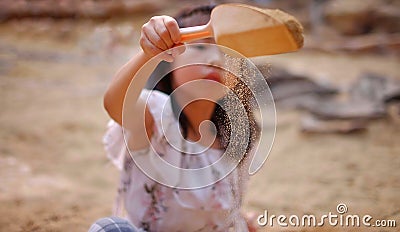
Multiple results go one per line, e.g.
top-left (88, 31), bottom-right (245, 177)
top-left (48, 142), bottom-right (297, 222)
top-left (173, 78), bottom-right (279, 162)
top-left (142, 21), bottom-right (168, 51)
top-left (163, 17), bottom-right (181, 44)
top-left (140, 15), bottom-right (181, 62)
top-left (153, 17), bottom-right (174, 49)
top-left (140, 35), bottom-right (174, 62)
top-left (140, 34), bottom-right (163, 57)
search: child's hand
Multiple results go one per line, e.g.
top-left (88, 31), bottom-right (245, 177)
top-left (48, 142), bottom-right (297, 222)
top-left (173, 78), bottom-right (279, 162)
top-left (140, 15), bottom-right (184, 62)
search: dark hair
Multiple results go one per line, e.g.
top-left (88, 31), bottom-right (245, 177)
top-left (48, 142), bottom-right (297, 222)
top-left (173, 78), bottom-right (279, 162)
top-left (150, 5), bottom-right (259, 157)
top-left (175, 4), bottom-right (216, 27)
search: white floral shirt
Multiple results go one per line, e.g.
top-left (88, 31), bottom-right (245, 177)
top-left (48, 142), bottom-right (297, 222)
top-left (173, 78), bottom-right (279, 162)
top-left (103, 90), bottom-right (250, 232)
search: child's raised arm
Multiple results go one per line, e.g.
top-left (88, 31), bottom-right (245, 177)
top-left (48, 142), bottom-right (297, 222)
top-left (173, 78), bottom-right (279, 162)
top-left (103, 15), bottom-right (183, 148)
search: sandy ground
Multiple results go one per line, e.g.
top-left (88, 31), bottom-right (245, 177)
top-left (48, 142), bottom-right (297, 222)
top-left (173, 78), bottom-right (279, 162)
top-left (0, 19), bottom-right (399, 232)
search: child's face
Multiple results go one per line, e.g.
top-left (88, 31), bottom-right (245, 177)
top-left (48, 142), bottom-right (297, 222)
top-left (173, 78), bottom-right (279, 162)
top-left (171, 38), bottom-right (228, 101)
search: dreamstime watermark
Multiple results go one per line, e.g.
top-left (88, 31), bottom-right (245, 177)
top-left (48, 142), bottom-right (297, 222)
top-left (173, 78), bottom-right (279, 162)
top-left (257, 203), bottom-right (397, 228)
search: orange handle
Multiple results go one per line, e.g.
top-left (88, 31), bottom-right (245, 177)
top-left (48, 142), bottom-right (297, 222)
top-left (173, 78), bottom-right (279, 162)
top-left (179, 24), bottom-right (213, 42)
top-left (181, 31), bottom-right (212, 42)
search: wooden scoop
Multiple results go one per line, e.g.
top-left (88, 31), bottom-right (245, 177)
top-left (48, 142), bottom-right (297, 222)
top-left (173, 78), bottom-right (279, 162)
top-left (179, 3), bottom-right (304, 57)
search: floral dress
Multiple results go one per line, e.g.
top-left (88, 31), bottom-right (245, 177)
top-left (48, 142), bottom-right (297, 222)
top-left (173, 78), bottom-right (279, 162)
top-left (103, 89), bottom-right (250, 232)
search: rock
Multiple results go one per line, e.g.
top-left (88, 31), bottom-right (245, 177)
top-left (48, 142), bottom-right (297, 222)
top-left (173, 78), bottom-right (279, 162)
top-left (304, 32), bottom-right (400, 56)
top-left (323, 0), bottom-right (400, 35)
top-left (0, 0), bottom-right (163, 21)
top-left (300, 114), bottom-right (367, 134)
top-left (261, 66), bottom-right (400, 133)
top-left (336, 33), bottom-right (400, 55)
top-left (323, 0), bottom-right (376, 35)
top-left (303, 99), bottom-right (386, 120)
top-left (373, 5), bottom-right (400, 34)
top-left (350, 72), bottom-right (400, 104)
top-left (300, 72), bottom-right (400, 121)
top-left (301, 72), bottom-right (400, 120)
top-left (349, 72), bottom-right (389, 103)
top-left (262, 66), bottom-right (338, 101)
top-left (382, 80), bottom-right (400, 104)
top-left (273, 93), bottom-right (330, 110)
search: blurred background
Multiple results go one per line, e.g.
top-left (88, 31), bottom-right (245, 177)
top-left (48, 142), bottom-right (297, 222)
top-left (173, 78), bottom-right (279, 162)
top-left (0, 0), bottom-right (399, 231)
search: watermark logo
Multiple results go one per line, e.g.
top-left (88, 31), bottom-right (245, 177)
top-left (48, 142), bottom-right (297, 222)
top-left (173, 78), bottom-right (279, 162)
top-left (257, 203), bottom-right (397, 228)
top-left (336, 203), bottom-right (348, 214)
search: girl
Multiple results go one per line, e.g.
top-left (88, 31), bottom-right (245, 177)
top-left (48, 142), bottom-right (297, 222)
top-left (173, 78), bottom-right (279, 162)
top-left (92, 5), bottom-right (259, 232)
